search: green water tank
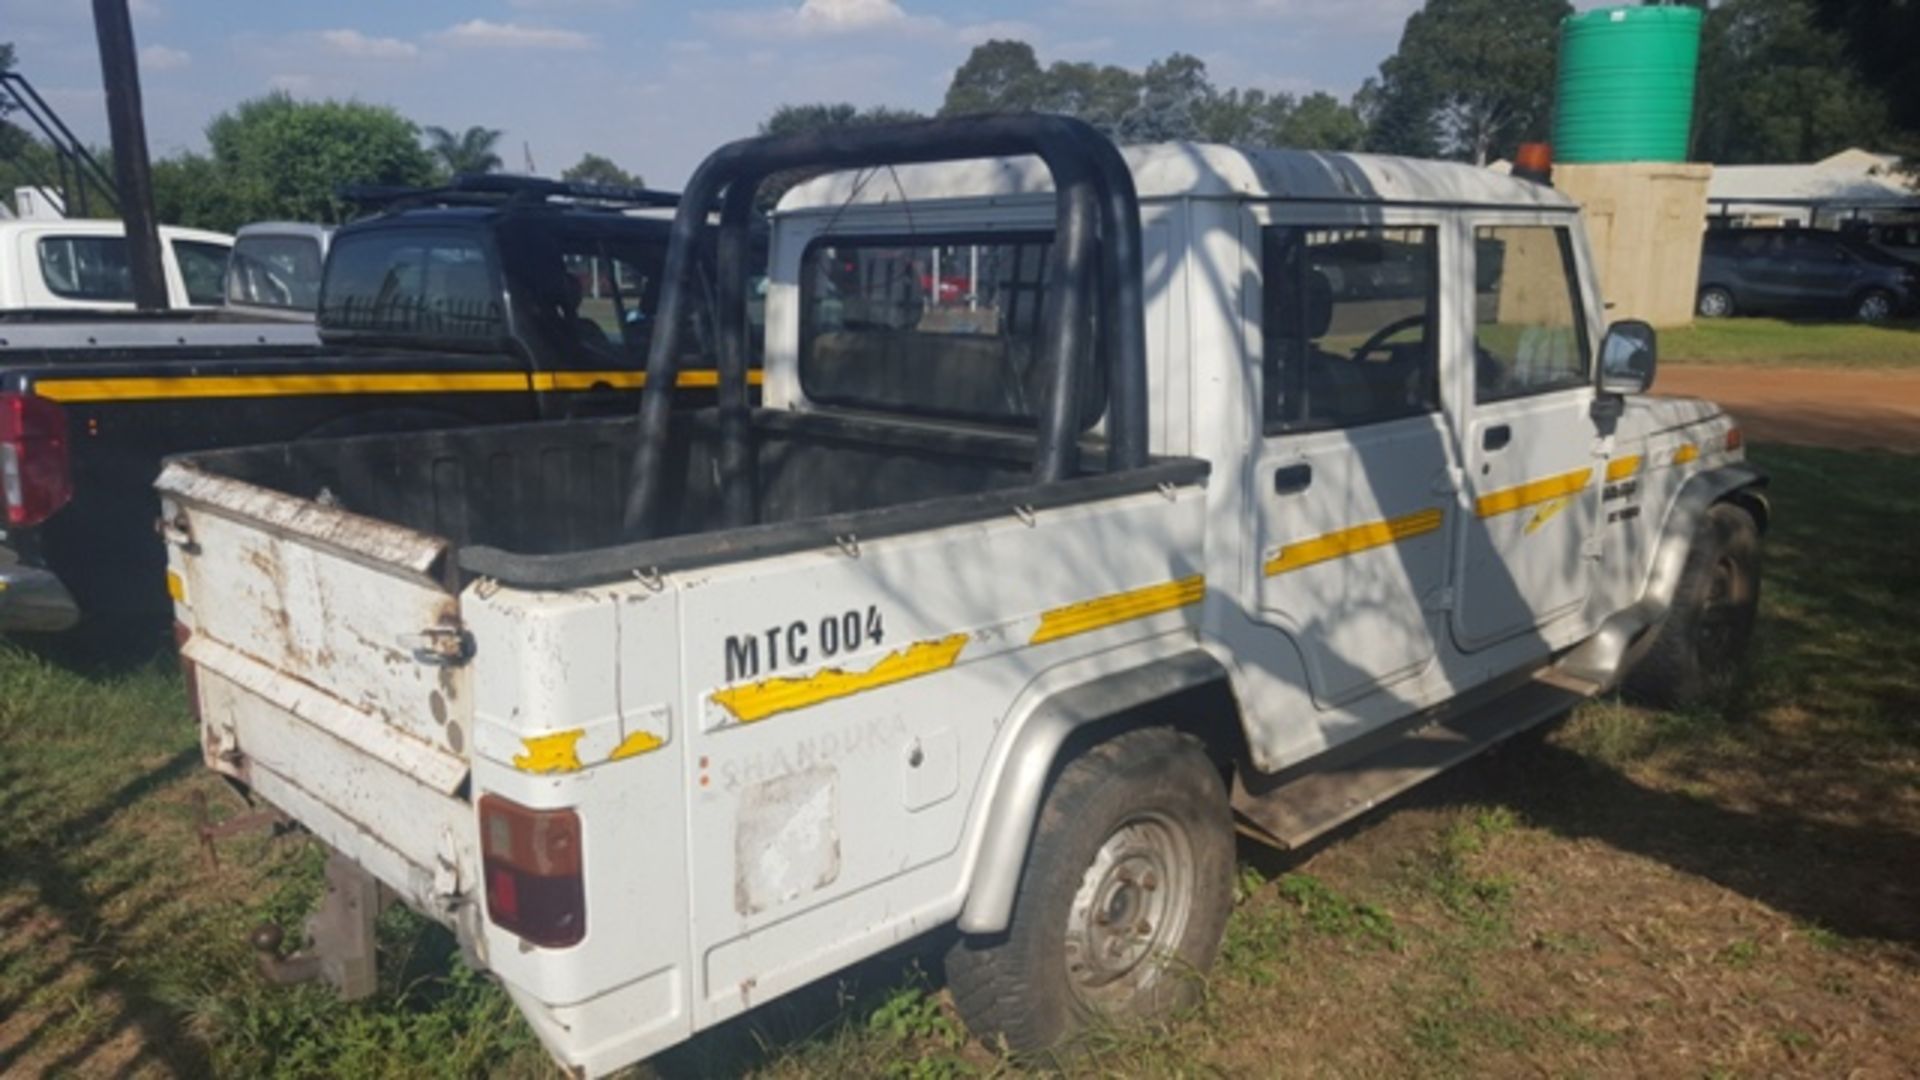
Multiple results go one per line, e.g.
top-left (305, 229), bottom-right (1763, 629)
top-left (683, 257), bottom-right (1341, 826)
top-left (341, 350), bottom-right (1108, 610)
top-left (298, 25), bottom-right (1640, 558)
top-left (1553, 4), bottom-right (1703, 164)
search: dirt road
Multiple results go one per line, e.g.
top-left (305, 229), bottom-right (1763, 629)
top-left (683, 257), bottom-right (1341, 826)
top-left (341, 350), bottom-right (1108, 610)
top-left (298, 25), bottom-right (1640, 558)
top-left (1658, 364), bottom-right (1920, 452)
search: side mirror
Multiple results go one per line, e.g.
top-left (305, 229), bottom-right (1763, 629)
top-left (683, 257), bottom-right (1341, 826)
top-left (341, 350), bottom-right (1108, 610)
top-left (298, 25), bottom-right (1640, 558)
top-left (1599, 319), bottom-right (1657, 396)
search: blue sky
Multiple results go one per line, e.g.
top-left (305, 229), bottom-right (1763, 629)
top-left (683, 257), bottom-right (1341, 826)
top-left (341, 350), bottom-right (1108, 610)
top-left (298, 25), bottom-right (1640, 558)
top-left (4, 0), bottom-right (1617, 187)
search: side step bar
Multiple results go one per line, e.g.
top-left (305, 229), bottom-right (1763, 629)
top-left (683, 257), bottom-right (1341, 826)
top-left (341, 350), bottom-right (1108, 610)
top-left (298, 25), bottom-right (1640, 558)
top-left (1232, 669), bottom-right (1600, 850)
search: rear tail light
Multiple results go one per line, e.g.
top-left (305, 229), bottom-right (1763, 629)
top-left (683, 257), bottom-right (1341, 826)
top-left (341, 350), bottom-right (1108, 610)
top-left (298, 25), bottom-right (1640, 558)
top-left (1725, 427), bottom-right (1744, 452)
top-left (479, 795), bottom-right (585, 948)
top-left (0, 392), bottom-right (74, 528)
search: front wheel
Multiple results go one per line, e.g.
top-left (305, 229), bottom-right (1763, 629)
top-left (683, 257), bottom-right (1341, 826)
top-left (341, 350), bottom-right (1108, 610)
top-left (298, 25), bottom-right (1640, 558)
top-left (1622, 502), bottom-right (1762, 708)
top-left (945, 726), bottom-right (1234, 1057)
top-left (1697, 286), bottom-right (1735, 319)
top-left (1855, 288), bottom-right (1894, 324)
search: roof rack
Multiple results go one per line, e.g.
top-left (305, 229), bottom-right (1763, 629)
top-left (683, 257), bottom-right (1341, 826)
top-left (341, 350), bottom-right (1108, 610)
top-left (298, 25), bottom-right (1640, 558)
top-left (337, 172), bottom-right (682, 212)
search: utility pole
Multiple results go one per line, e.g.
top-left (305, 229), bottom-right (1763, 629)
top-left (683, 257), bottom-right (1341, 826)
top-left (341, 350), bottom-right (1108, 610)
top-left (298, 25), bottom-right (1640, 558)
top-left (91, 0), bottom-right (167, 309)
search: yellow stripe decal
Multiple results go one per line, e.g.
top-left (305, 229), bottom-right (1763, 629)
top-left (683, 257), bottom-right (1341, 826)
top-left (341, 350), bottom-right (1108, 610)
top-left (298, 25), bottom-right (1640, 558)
top-left (513, 729), bottom-right (586, 774)
top-left (1263, 508), bottom-right (1444, 577)
top-left (609, 730), bottom-right (665, 761)
top-left (1605, 455), bottom-right (1642, 482)
top-left (1475, 466), bottom-right (1593, 519)
top-left (1672, 443), bottom-right (1700, 465)
top-left (712, 634), bottom-right (969, 724)
top-left (1030, 575), bottom-right (1206, 644)
top-left (34, 368), bottom-right (760, 403)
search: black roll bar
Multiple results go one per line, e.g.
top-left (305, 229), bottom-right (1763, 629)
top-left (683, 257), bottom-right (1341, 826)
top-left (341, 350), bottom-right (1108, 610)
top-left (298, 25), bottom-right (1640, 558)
top-left (619, 113), bottom-right (1149, 536)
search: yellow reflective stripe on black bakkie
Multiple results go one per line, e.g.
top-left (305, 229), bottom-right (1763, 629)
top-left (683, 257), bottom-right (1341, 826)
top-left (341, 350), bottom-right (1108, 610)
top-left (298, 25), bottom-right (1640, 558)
top-left (32, 368), bottom-right (761, 404)
top-left (1475, 466), bottom-right (1593, 519)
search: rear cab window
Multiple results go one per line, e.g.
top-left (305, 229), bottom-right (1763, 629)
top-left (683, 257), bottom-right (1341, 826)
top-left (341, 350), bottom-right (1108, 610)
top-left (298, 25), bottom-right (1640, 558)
top-left (319, 229), bottom-right (504, 344)
top-left (798, 231), bottom-right (1104, 427)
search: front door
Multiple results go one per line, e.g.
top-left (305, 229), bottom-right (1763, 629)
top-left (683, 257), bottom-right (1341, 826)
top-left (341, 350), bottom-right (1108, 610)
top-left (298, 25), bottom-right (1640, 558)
top-left (1250, 216), bottom-right (1455, 706)
top-left (1452, 219), bottom-right (1601, 650)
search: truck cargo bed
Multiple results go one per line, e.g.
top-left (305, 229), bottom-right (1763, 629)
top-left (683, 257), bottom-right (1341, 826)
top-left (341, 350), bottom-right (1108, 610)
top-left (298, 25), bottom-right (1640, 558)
top-left (164, 409), bottom-right (1209, 588)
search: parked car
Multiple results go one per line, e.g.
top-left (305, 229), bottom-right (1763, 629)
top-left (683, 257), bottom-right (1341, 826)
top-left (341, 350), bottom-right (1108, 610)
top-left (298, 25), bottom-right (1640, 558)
top-left (1839, 220), bottom-right (1920, 265)
top-left (1697, 226), bottom-right (1919, 322)
top-left (223, 222), bottom-right (333, 320)
top-left (0, 218), bottom-right (232, 310)
top-left (162, 116), bottom-right (1766, 1076)
top-left (0, 175), bottom-right (732, 634)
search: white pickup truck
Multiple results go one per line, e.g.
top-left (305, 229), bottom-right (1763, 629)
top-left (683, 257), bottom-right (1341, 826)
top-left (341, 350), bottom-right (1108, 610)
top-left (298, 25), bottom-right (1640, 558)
top-left (158, 117), bottom-right (1766, 1075)
top-left (0, 218), bottom-right (232, 311)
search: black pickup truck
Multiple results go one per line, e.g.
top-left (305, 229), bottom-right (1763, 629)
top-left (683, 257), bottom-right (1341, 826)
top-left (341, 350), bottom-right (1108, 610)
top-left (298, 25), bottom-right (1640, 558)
top-left (1, 176), bottom-right (738, 633)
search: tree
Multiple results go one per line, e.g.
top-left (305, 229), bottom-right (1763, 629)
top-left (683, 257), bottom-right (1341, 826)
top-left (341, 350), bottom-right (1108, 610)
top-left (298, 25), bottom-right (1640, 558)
top-left (759, 103), bottom-right (926, 138)
top-left (937, 41), bottom-right (1366, 150)
top-left (423, 124), bottom-right (504, 177)
top-left (1692, 0), bottom-right (1890, 163)
top-left (179, 93), bottom-right (435, 229)
top-left (941, 40), bottom-right (1045, 116)
top-left (1366, 0), bottom-right (1570, 164)
top-left (1809, 0), bottom-right (1920, 138)
top-left (1278, 92), bottom-right (1368, 152)
top-left (561, 153), bottom-right (643, 189)
top-left (1121, 53), bottom-right (1213, 143)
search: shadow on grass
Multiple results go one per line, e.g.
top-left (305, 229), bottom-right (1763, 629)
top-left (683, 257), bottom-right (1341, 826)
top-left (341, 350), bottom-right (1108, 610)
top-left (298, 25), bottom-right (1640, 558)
top-left (0, 746), bottom-right (210, 1075)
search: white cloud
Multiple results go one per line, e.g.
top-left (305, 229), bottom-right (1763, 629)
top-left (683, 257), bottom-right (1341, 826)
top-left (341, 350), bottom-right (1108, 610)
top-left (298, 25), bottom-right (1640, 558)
top-left (707, 0), bottom-right (1029, 43)
top-left (320, 29), bottom-right (420, 61)
top-left (139, 44), bottom-right (190, 71)
top-left (268, 73), bottom-right (317, 94)
top-left (129, 0), bottom-right (161, 17)
top-left (1066, 0), bottom-right (1418, 33)
top-left (434, 19), bottom-right (595, 50)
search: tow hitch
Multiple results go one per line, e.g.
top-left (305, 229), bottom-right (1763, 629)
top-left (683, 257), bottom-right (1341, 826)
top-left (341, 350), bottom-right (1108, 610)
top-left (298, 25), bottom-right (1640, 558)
top-left (250, 851), bottom-right (385, 1000)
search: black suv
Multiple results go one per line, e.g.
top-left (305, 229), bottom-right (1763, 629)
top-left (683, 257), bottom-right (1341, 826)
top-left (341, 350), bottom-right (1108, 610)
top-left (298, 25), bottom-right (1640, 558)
top-left (1697, 227), bottom-right (1919, 323)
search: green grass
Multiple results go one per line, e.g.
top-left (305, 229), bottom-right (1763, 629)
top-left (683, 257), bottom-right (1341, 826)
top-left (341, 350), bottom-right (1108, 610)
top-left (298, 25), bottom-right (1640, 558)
top-left (0, 442), bottom-right (1915, 1077)
top-left (1659, 317), bottom-right (1920, 368)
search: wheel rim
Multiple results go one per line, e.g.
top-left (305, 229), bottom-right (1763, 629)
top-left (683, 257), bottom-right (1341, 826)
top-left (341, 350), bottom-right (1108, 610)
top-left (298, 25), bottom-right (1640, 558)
top-left (1860, 293), bottom-right (1890, 322)
top-left (1700, 290), bottom-right (1730, 317)
top-left (1063, 812), bottom-right (1195, 1013)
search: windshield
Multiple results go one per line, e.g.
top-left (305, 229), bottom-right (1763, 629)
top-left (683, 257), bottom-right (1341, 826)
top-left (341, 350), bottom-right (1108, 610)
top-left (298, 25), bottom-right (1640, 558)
top-left (228, 233), bottom-right (325, 311)
top-left (319, 229), bottom-right (503, 343)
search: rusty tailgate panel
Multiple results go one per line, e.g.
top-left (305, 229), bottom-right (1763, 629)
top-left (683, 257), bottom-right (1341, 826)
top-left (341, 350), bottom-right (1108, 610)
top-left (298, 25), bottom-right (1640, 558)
top-left (161, 462), bottom-right (473, 774)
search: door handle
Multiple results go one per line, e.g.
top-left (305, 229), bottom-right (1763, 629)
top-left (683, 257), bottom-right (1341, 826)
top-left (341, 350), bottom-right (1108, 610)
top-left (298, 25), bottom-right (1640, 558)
top-left (1482, 424), bottom-right (1512, 452)
top-left (1273, 463), bottom-right (1313, 496)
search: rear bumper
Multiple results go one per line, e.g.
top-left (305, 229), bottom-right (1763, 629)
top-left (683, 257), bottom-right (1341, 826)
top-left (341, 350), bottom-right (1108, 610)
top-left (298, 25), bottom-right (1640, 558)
top-left (0, 550), bottom-right (80, 632)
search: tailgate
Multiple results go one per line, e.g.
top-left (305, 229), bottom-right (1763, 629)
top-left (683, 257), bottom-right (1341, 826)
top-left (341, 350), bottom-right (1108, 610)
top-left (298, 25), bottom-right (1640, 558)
top-left (158, 461), bottom-right (474, 898)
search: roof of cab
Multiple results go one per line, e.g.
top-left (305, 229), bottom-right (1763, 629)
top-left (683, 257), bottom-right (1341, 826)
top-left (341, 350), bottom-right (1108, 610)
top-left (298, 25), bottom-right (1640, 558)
top-left (778, 142), bottom-right (1574, 214)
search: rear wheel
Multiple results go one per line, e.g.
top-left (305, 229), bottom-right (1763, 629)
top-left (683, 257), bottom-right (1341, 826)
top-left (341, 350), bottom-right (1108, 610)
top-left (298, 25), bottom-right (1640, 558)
top-left (1696, 286), bottom-right (1735, 319)
top-left (945, 726), bottom-right (1233, 1058)
top-left (1855, 288), bottom-right (1894, 324)
top-left (1622, 502), bottom-right (1762, 708)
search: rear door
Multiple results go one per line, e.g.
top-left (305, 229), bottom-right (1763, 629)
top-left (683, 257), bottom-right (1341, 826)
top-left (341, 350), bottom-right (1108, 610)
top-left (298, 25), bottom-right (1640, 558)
top-left (1451, 216), bottom-right (1602, 651)
top-left (1246, 208), bottom-right (1456, 706)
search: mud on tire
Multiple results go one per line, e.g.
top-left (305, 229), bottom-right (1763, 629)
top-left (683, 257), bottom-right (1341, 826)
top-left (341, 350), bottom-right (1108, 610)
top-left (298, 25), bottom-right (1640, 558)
top-left (944, 725), bottom-right (1234, 1059)
top-left (1623, 501), bottom-right (1762, 708)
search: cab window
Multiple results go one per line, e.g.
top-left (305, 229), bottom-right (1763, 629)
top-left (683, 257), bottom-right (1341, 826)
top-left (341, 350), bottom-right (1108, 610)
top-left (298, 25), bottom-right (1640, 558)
top-left (1261, 225), bottom-right (1440, 433)
top-left (799, 232), bottom-right (1103, 426)
top-left (37, 235), bottom-right (133, 302)
top-left (1472, 225), bottom-right (1589, 402)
